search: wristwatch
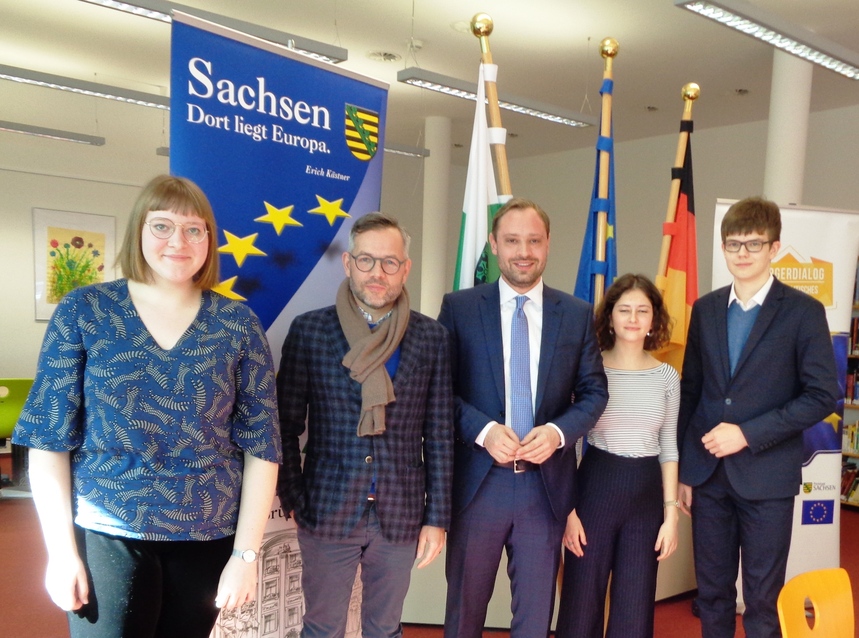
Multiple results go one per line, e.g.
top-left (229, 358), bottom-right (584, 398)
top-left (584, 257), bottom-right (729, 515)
top-left (232, 548), bottom-right (258, 563)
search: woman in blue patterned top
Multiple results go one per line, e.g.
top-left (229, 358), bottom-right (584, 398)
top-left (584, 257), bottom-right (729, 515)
top-left (556, 274), bottom-right (680, 638)
top-left (14, 175), bottom-right (282, 638)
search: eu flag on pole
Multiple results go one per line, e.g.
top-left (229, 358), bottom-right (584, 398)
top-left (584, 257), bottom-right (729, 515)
top-left (574, 78), bottom-right (617, 305)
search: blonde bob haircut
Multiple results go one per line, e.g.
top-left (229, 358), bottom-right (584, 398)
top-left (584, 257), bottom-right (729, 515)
top-left (119, 174), bottom-right (220, 289)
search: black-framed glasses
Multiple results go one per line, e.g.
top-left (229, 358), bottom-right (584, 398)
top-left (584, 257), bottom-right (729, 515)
top-left (724, 239), bottom-right (771, 253)
top-left (145, 217), bottom-right (209, 244)
top-left (349, 253), bottom-right (406, 275)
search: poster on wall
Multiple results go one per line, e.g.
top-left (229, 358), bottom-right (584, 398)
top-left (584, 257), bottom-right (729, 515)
top-left (170, 13), bottom-right (388, 638)
top-left (32, 208), bottom-right (116, 321)
top-left (170, 13), bottom-right (388, 360)
top-left (712, 199), bottom-right (859, 580)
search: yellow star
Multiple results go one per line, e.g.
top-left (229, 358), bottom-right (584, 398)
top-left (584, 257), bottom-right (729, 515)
top-left (824, 412), bottom-right (840, 433)
top-left (212, 276), bottom-right (247, 301)
top-left (606, 223), bottom-right (615, 240)
top-left (218, 231), bottom-right (267, 267)
top-left (256, 202), bottom-right (303, 235)
top-left (308, 195), bottom-right (350, 226)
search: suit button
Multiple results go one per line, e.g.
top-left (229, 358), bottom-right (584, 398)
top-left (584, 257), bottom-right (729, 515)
top-left (364, 456), bottom-right (373, 464)
top-left (725, 398), bottom-right (732, 405)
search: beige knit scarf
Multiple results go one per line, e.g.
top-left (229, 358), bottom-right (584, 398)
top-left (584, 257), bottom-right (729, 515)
top-left (335, 278), bottom-right (410, 436)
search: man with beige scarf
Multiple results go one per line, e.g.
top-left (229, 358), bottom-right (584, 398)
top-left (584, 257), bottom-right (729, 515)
top-left (276, 213), bottom-right (454, 638)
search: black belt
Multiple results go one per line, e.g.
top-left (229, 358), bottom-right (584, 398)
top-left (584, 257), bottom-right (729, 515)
top-left (493, 459), bottom-right (538, 473)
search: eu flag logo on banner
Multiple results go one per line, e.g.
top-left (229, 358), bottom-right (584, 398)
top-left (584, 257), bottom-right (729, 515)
top-left (801, 500), bottom-right (834, 525)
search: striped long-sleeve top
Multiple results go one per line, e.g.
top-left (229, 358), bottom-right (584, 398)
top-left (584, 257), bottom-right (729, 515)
top-left (586, 363), bottom-right (680, 464)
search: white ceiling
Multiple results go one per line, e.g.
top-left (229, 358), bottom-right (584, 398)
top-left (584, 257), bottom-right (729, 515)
top-left (2, 0), bottom-right (858, 161)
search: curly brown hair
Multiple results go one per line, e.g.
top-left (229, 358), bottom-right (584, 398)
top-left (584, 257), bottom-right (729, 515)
top-left (594, 273), bottom-right (672, 351)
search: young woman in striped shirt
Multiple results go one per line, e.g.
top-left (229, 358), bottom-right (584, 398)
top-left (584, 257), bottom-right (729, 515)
top-left (556, 273), bottom-right (680, 638)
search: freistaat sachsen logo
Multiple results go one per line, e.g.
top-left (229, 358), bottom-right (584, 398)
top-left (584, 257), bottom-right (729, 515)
top-left (345, 104), bottom-right (379, 161)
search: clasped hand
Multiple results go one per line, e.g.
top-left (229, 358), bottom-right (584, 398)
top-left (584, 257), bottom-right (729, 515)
top-left (484, 423), bottom-right (560, 465)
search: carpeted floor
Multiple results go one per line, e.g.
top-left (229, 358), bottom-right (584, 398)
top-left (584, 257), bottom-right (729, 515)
top-left (3, 492), bottom-right (858, 637)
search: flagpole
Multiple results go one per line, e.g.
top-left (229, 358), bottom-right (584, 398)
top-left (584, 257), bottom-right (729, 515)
top-left (656, 83), bottom-right (700, 291)
top-left (471, 13), bottom-right (512, 196)
top-left (593, 37), bottom-right (619, 308)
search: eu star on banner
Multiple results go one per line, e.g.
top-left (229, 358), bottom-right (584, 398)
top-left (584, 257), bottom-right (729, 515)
top-left (453, 63), bottom-right (502, 291)
top-left (170, 15), bottom-right (387, 332)
top-left (574, 78), bottom-right (617, 305)
top-left (656, 127), bottom-right (697, 373)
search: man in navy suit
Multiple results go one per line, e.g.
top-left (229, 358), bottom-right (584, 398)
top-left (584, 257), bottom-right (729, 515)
top-left (678, 197), bottom-right (839, 638)
top-left (277, 213), bottom-right (454, 638)
top-left (439, 198), bottom-right (608, 637)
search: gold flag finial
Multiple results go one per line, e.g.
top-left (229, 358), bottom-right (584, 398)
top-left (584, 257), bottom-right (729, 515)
top-left (471, 13), bottom-right (494, 37)
top-left (682, 83), bottom-right (701, 102)
top-left (600, 37), bottom-right (619, 59)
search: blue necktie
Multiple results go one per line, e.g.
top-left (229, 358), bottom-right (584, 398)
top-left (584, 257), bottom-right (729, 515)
top-left (510, 295), bottom-right (533, 440)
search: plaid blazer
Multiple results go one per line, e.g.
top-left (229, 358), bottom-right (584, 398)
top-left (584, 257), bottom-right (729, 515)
top-left (276, 305), bottom-right (454, 543)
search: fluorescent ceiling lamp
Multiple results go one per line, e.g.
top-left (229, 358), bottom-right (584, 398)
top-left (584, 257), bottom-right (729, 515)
top-left (397, 67), bottom-right (596, 128)
top-left (0, 120), bottom-right (106, 145)
top-left (676, 0), bottom-right (859, 80)
top-left (0, 64), bottom-right (170, 109)
top-left (384, 143), bottom-right (430, 158)
top-left (79, 0), bottom-right (348, 64)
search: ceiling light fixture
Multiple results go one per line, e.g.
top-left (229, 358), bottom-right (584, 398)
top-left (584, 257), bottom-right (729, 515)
top-left (0, 64), bottom-right (170, 109)
top-left (397, 67), bottom-right (596, 128)
top-left (78, 0), bottom-right (348, 64)
top-left (0, 120), bottom-right (106, 145)
top-left (675, 0), bottom-right (859, 79)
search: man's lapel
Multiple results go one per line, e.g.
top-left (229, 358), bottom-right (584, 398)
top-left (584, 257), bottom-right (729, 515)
top-left (536, 287), bottom-right (561, 416)
top-left (479, 282), bottom-right (506, 408)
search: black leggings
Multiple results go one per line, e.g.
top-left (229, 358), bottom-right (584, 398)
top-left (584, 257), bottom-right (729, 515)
top-left (68, 526), bottom-right (233, 638)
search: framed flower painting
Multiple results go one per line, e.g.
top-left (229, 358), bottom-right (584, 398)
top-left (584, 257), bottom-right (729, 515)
top-left (33, 208), bottom-right (116, 321)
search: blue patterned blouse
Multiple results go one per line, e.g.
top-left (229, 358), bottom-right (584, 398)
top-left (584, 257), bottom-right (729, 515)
top-left (14, 279), bottom-right (282, 541)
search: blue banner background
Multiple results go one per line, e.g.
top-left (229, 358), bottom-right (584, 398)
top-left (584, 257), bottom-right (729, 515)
top-left (170, 18), bottom-right (388, 330)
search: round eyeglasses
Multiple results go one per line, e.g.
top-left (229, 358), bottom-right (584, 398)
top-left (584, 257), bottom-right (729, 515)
top-left (349, 253), bottom-right (406, 275)
top-left (723, 239), bottom-right (771, 253)
top-left (145, 217), bottom-right (209, 244)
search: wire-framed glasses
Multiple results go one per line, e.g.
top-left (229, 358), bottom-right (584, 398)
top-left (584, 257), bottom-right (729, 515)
top-left (723, 239), bottom-right (771, 253)
top-left (145, 217), bottom-right (209, 244)
top-left (349, 253), bottom-right (406, 275)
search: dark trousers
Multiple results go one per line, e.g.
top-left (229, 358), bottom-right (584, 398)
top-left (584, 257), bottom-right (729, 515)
top-left (556, 447), bottom-right (663, 638)
top-left (691, 462), bottom-right (794, 638)
top-left (68, 526), bottom-right (233, 638)
top-left (296, 502), bottom-right (417, 638)
top-left (444, 466), bottom-right (565, 638)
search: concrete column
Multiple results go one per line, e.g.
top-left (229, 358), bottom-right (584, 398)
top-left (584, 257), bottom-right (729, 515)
top-left (420, 116), bottom-right (452, 317)
top-left (762, 49), bottom-right (813, 205)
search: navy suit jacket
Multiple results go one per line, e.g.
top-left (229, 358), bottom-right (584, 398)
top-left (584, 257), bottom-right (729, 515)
top-left (678, 278), bottom-right (839, 500)
top-left (276, 306), bottom-right (454, 543)
top-left (437, 281), bottom-right (608, 521)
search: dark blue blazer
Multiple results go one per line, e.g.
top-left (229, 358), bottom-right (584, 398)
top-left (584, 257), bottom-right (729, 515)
top-left (678, 278), bottom-right (840, 500)
top-left (438, 281), bottom-right (608, 521)
top-left (276, 306), bottom-right (454, 543)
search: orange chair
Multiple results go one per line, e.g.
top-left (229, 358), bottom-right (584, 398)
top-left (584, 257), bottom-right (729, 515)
top-left (777, 567), bottom-right (854, 637)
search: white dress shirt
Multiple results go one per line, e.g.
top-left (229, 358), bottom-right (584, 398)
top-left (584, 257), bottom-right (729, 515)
top-left (728, 273), bottom-right (774, 310)
top-left (476, 277), bottom-right (564, 447)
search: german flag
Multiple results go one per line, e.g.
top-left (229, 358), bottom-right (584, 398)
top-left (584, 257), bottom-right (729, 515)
top-left (656, 123), bottom-right (697, 373)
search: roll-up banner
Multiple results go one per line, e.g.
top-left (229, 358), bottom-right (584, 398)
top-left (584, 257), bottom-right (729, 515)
top-left (713, 199), bottom-right (859, 580)
top-left (171, 14), bottom-right (387, 637)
